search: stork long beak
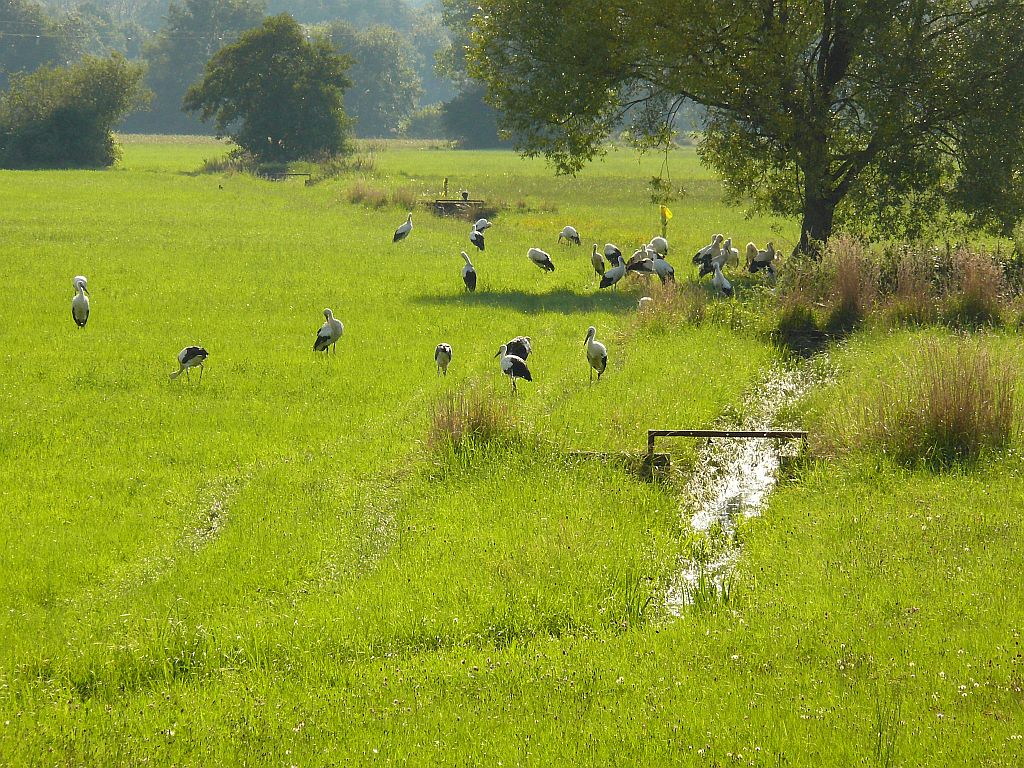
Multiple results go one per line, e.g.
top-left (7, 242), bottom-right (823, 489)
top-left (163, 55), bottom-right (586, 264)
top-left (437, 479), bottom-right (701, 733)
top-left (84, 288), bottom-right (90, 296)
top-left (494, 350), bottom-right (501, 358)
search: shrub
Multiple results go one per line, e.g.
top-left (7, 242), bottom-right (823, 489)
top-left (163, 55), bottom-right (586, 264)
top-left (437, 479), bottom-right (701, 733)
top-left (0, 54), bottom-right (147, 169)
top-left (428, 386), bottom-right (519, 455)
top-left (815, 338), bottom-right (1018, 467)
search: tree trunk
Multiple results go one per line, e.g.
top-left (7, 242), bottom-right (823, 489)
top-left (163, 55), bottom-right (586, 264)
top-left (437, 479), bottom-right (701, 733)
top-left (796, 169), bottom-right (837, 257)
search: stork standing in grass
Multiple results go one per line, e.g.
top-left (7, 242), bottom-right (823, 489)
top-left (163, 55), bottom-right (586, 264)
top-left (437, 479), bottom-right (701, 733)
top-left (500, 336), bottom-right (531, 360)
top-left (693, 234), bottom-right (724, 265)
top-left (652, 254), bottom-right (675, 283)
top-left (71, 276), bottom-right (90, 328)
top-left (461, 251), bottom-right (477, 292)
top-left (474, 218), bottom-right (492, 232)
top-left (170, 346), bottom-right (208, 382)
top-left (626, 247), bottom-right (657, 276)
top-left (434, 343), bottom-right (452, 376)
top-left (469, 227), bottom-right (485, 252)
top-left (649, 236), bottom-right (669, 256)
top-left (604, 244), bottom-right (623, 266)
top-left (495, 344), bottom-right (532, 394)
top-left (590, 244), bottom-right (606, 278)
top-left (712, 262), bottom-right (733, 298)
top-left (746, 241), bottom-right (777, 276)
top-left (558, 225), bottom-right (581, 245)
top-left (584, 326), bottom-right (607, 383)
top-left (527, 247), bottom-right (555, 272)
top-left (393, 213), bottom-right (413, 243)
top-left (313, 308), bottom-right (344, 354)
top-left (600, 256), bottom-right (627, 292)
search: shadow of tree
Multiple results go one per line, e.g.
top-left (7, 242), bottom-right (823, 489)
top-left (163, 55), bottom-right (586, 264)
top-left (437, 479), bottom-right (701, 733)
top-left (412, 288), bottom-right (641, 315)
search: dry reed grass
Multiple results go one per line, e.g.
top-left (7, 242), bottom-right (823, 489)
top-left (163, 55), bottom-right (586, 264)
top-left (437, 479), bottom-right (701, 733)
top-left (815, 338), bottom-right (1018, 467)
top-left (428, 386), bottom-right (519, 454)
top-left (348, 179), bottom-right (389, 208)
top-left (823, 236), bottom-right (879, 331)
top-left (942, 248), bottom-right (1006, 327)
top-left (636, 281), bottom-right (706, 331)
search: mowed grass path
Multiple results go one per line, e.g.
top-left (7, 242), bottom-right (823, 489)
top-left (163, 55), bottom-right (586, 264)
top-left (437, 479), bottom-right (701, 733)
top-left (1, 142), bottom-right (1021, 765)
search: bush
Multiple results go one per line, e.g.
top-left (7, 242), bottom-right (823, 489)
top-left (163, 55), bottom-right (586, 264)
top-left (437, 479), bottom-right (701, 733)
top-left (814, 338), bottom-right (1018, 467)
top-left (0, 54), bottom-right (147, 169)
top-left (401, 103), bottom-right (447, 139)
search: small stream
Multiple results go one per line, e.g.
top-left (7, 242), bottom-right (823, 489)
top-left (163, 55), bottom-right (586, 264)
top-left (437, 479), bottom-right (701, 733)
top-left (667, 363), bottom-right (824, 612)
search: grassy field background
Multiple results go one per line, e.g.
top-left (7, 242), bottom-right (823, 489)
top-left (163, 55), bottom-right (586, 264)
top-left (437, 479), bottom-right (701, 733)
top-left (0, 139), bottom-right (1020, 765)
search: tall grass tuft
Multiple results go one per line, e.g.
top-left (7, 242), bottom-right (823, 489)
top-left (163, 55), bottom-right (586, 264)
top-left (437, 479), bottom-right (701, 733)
top-left (390, 185), bottom-right (418, 209)
top-left (883, 246), bottom-right (936, 326)
top-left (815, 338), bottom-right (1018, 467)
top-left (428, 385), bottom-right (519, 456)
top-left (823, 236), bottom-right (878, 332)
top-left (637, 281), bottom-right (706, 332)
top-left (347, 179), bottom-right (389, 208)
top-left (942, 248), bottom-right (1005, 327)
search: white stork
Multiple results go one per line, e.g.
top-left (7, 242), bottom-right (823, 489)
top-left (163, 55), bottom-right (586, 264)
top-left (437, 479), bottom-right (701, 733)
top-left (584, 326), bottom-right (608, 383)
top-left (474, 218), bottom-right (492, 232)
top-left (495, 344), bottom-right (532, 394)
top-left (71, 276), bottom-right (90, 328)
top-left (590, 244), bottom-right (606, 277)
top-left (652, 255), bottom-right (675, 283)
top-left (393, 213), bottom-right (413, 243)
top-left (649, 236), bottom-right (669, 256)
top-left (722, 238), bottom-right (740, 267)
top-left (604, 244), bottom-right (623, 266)
top-left (558, 225), bottom-right (581, 245)
top-left (501, 336), bottom-right (531, 360)
top-left (434, 343), bottom-right (452, 376)
top-left (313, 308), bottom-right (344, 353)
top-left (470, 228), bottom-right (485, 252)
top-left (693, 234), bottom-right (724, 265)
top-left (599, 257), bottom-right (627, 291)
top-left (527, 247), bottom-right (555, 272)
top-left (747, 241), bottom-right (777, 276)
top-left (697, 239), bottom-right (731, 278)
top-left (626, 247), bottom-right (657, 276)
top-left (461, 251), bottom-right (477, 291)
top-left (170, 346), bottom-right (208, 382)
top-left (712, 262), bottom-right (734, 298)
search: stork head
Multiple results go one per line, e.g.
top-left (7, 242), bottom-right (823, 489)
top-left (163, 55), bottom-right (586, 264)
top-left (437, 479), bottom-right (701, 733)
top-left (73, 277), bottom-right (89, 295)
top-left (495, 344), bottom-right (507, 359)
top-left (323, 308), bottom-right (333, 319)
top-left (585, 326), bottom-right (596, 344)
top-left (714, 234), bottom-right (724, 245)
top-left (461, 251), bottom-right (471, 263)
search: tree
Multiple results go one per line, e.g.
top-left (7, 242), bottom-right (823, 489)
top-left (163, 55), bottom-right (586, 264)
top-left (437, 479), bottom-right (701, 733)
top-left (325, 22), bottom-right (423, 137)
top-left (0, 0), bottom-right (71, 90)
top-left (126, 0), bottom-right (265, 134)
top-left (438, 0), bottom-right (507, 148)
top-left (184, 14), bottom-right (352, 162)
top-left (467, 1), bottom-right (1024, 248)
top-left (0, 53), bottom-right (148, 168)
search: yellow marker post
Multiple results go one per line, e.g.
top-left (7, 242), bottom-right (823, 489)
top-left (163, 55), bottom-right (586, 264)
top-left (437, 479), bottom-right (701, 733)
top-left (660, 205), bottom-right (673, 238)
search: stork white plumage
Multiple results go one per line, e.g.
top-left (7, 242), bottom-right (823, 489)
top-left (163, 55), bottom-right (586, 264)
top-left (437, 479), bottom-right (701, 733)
top-left (495, 344), bottom-right (532, 394)
top-left (474, 218), bottom-right (492, 232)
top-left (313, 308), bottom-right (344, 353)
top-left (712, 262), bottom-right (733, 298)
top-left (591, 244), bottom-right (606, 277)
top-left (626, 247), bottom-right (657, 276)
top-left (584, 326), bottom-right (608, 383)
top-left (604, 243), bottom-right (623, 266)
top-left (461, 251), bottom-right (477, 291)
top-left (527, 247), bottom-right (555, 272)
top-left (170, 346), bottom-right (208, 382)
top-left (393, 213), bottom-right (413, 243)
top-left (722, 238), bottom-right (740, 267)
top-left (599, 257), bottom-right (627, 291)
top-left (747, 241), bottom-right (777, 276)
top-left (652, 254), bottom-right (675, 283)
top-left (73, 275), bottom-right (88, 290)
top-left (71, 276), bottom-right (90, 328)
top-left (649, 236), bottom-right (669, 256)
top-left (500, 336), bottom-right (531, 360)
top-left (693, 234), bottom-right (724, 265)
top-left (469, 228), bottom-right (485, 252)
top-left (558, 225), bottom-right (581, 245)
top-left (434, 343), bottom-right (452, 376)
top-left (696, 238), bottom-right (732, 278)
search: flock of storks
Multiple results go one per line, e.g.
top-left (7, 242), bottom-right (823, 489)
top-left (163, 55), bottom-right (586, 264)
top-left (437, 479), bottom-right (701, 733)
top-left (66, 215), bottom-right (777, 393)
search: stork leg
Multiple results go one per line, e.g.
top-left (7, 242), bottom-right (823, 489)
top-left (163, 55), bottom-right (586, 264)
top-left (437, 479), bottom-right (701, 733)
top-left (590, 366), bottom-right (593, 384)
top-left (199, 364), bottom-right (204, 384)
top-left (185, 368), bottom-right (191, 383)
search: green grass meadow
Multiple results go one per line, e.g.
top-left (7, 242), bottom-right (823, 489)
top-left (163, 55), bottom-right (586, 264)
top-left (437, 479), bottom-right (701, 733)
top-left (0, 140), bottom-right (1021, 765)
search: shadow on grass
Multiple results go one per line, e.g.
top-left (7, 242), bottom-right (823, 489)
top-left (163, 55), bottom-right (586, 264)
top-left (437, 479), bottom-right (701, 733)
top-left (413, 288), bottom-right (640, 315)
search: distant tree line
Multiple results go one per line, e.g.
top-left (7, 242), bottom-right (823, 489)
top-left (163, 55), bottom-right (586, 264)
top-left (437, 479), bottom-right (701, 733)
top-left (1, 0), bottom-right (505, 144)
